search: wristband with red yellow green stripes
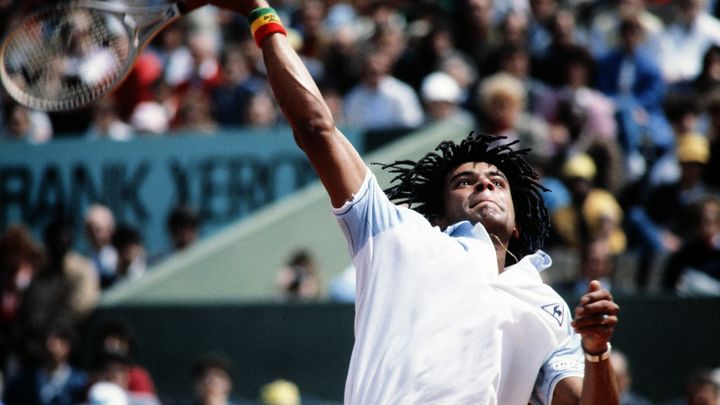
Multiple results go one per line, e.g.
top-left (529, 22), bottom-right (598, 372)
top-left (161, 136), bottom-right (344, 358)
top-left (248, 7), bottom-right (287, 48)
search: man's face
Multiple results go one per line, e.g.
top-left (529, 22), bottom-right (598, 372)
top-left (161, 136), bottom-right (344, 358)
top-left (437, 162), bottom-right (516, 238)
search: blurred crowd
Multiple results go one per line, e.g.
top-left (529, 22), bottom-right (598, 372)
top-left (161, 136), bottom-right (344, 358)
top-left (1, 0), bottom-right (718, 293)
top-left (2, 0), bottom-right (720, 403)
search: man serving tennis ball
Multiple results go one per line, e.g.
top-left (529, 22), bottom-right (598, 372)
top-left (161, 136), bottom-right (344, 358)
top-left (205, 1), bottom-right (620, 403)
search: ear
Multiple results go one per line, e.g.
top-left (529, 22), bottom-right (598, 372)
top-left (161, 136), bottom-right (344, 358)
top-left (512, 227), bottom-right (520, 239)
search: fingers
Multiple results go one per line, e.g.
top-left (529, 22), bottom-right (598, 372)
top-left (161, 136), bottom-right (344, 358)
top-left (575, 298), bottom-right (620, 318)
top-left (572, 312), bottom-right (619, 330)
top-left (572, 280), bottom-right (620, 352)
top-left (573, 281), bottom-right (619, 322)
top-left (581, 280), bottom-right (608, 301)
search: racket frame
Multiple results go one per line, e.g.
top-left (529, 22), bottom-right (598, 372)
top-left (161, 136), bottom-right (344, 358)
top-left (0, 0), bottom-right (185, 111)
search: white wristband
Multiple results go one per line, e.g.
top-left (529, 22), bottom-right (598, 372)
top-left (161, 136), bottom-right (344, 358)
top-left (584, 343), bottom-right (612, 363)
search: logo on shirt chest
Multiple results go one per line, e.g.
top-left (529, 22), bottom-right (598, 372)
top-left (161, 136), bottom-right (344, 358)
top-left (541, 303), bottom-right (564, 327)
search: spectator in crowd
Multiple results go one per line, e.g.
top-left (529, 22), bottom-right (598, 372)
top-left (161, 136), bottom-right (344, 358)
top-left (647, 96), bottom-right (703, 187)
top-left (343, 48), bottom-right (424, 131)
top-left (0, 102), bottom-right (53, 144)
top-left (129, 79), bottom-right (174, 136)
top-left (536, 46), bottom-right (621, 191)
top-left (532, 9), bottom-right (588, 88)
top-left (85, 99), bottom-right (134, 141)
top-left (393, 18), bottom-right (453, 91)
top-left (150, 22), bottom-right (193, 89)
top-left (84, 381), bottom-right (131, 405)
top-left (0, 225), bottom-right (45, 377)
top-left (588, 0), bottom-right (663, 57)
top-left (173, 89), bottom-right (218, 134)
top-left (156, 204), bottom-right (202, 261)
top-left (596, 16), bottom-right (673, 181)
top-left (183, 32), bottom-right (223, 96)
top-left (662, 195), bottom-right (720, 295)
top-left (365, 8), bottom-right (407, 66)
top-left (87, 351), bottom-right (159, 405)
top-left (475, 72), bottom-right (553, 160)
top-left (527, 0), bottom-right (559, 58)
top-left (495, 43), bottom-right (547, 114)
top-left (702, 92), bottom-right (720, 189)
top-left (111, 224), bottom-right (148, 288)
top-left (189, 354), bottom-right (249, 405)
top-left (664, 368), bottom-right (720, 405)
top-left (90, 320), bottom-right (158, 399)
top-left (454, 0), bottom-right (500, 76)
top-left (293, 0), bottom-right (331, 84)
top-left (84, 204), bottom-right (119, 289)
top-left (212, 43), bottom-right (267, 127)
top-left (478, 10), bottom-right (529, 79)
top-left (555, 239), bottom-right (616, 297)
top-left (630, 133), bottom-right (717, 288)
top-left (609, 349), bottom-right (654, 405)
top-left (552, 153), bottom-right (627, 255)
top-left (275, 249), bottom-right (321, 301)
top-left (16, 219), bottom-right (99, 365)
top-left (658, 0), bottom-right (720, 86)
top-left (112, 51), bottom-right (164, 123)
top-left (419, 71), bottom-right (474, 126)
top-left (245, 91), bottom-right (282, 128)
top-left (437, 52), bottom-right (478, 109)
top-left (3, 322), bottom-right (87, 405)
top-left (691, 45), bottom-right (720, 98)
top-left (259, 379), bottom-right (301, 405)
top-left (39, 218), bottom-right (97, 315)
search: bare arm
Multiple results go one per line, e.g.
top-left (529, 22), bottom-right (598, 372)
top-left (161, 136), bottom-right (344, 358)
top-left (553, 280), bottom-right (620, 405)
top-left (204, 0), bottom-right (367, 207)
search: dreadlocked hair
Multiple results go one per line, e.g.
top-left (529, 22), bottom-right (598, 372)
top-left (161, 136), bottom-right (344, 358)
top-left (379, 132), bottom-right (550, 263)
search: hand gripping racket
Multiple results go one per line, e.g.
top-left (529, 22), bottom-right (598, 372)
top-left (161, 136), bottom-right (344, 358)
top-left (0, 0), bottom-right (206, 111)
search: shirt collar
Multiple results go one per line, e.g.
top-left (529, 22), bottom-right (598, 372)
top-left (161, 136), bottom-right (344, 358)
top-left (506, 250), bottom-right (552, 273)
top-left (444, 221), bottom-right (552, 272)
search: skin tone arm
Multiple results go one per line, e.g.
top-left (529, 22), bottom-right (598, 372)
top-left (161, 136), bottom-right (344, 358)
top-left (197, 0), bottom-right (367, 208)
top-left (553, 280), bottom-right (620, 405)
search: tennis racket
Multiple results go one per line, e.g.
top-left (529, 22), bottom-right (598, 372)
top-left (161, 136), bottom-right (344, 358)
top-left (0, 0), bottom-right (206, 111)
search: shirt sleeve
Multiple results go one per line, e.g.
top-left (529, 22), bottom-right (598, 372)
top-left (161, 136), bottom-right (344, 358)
top-left (332, 169), bottom-right (404, 257)
top-left (530, 333), bottom-right (585, 405)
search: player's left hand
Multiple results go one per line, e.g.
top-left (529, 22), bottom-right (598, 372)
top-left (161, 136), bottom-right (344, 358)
top-left (571, 280), bottom-right (619, 354)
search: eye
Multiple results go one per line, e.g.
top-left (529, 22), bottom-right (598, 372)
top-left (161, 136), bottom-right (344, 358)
top-left (455, 179), bottom-right (470, 188)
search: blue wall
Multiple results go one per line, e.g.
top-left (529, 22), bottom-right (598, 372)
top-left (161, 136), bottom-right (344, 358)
top-left (0, 127), bottom-right (363, 256)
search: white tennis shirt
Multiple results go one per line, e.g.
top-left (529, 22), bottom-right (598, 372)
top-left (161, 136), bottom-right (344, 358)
top-left (334, 171), bottom-right (584, 405)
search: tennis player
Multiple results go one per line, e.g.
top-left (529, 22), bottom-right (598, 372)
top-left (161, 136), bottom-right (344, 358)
top-left (208, 1), bottom-right (620, 403)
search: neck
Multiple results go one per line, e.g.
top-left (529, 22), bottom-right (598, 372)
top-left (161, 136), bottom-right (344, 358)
top-left (490, 233), bottom-right (516, 273)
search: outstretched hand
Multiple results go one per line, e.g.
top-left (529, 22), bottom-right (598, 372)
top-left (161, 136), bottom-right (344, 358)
top-left (571, 280), bottom-right (619, 354)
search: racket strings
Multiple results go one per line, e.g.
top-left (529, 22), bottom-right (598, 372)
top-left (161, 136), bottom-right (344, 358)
top-left (2, 7), bottom-right (130, 109)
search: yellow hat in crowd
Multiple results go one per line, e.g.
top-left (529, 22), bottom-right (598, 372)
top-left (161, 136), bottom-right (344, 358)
top-left (676, 133), bottom-right (710, 164)
top-left (260, 379), bottom-right (301, 405)
top-left (562, 153), bottom-right (597, 180)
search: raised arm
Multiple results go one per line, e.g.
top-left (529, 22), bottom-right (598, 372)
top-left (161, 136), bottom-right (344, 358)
top-left (203, 0), bottom-right (368, 207)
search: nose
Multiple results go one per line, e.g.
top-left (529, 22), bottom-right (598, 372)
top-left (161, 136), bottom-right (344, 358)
top-left (475, 177), bottom-right (495, 193)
